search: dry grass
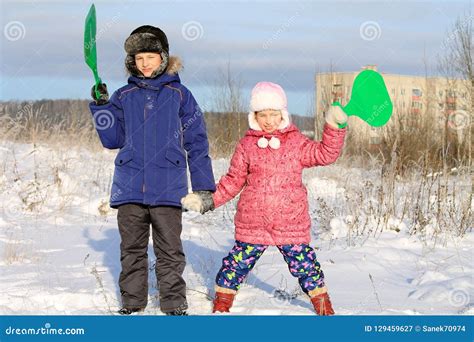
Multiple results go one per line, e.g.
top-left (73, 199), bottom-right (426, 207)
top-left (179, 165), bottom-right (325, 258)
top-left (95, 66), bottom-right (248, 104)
top-left (2, 237), bottom-right (25, 265)
top-left (312, 154), bottom-right (472, 247)
top-left (337, 108), bottom-right (471, 176)
top-left (0, 101), bottom-right (103, 151)
top-left (0, 101), bottom-right (471, 246)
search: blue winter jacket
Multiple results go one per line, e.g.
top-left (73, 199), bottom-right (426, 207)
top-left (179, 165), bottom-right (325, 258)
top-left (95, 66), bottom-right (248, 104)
top-left (89, 57), bottom-right (216, 208)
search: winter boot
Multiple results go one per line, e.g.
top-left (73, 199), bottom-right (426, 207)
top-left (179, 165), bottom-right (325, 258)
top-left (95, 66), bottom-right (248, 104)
top-left (165, 304), bottom-right (189, 316)
top-left (310, 292), bottom-right (335, 315)
top-left (212, 291), bottom-right (236, 313)
top-left (165, 309), bottom-right (188, 316)
top-left (118, 307), bottom-right (145, 315)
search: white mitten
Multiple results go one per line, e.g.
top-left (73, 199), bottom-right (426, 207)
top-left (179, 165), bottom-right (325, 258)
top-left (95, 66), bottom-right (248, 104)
top-left (181, 193), bottom-right (203, 212)
top-left (325, 105), bottom-right (348, 129)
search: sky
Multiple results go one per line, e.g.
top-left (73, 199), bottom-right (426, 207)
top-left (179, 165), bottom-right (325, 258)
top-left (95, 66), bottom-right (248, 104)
top-left (1, 0), bottom-right (472, 115)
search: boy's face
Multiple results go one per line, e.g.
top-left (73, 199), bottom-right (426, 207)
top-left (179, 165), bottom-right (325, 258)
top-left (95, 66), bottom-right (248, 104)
top-left (134, 52), bottom-right (163, 77)
top-left (255, 110), bottom-right (282, 133)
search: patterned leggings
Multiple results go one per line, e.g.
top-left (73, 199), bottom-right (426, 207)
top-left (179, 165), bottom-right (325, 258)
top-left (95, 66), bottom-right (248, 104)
top-left (215, 240), bottom-right (326, 294)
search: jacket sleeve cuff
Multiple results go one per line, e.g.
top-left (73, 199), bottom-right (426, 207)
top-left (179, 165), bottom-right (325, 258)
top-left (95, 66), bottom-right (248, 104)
top-left (323, 122), bottom-right (347, 133)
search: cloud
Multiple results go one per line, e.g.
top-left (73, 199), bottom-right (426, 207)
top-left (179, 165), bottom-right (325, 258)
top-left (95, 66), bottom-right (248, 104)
top-left (1, 0), bottom-right (471, 97)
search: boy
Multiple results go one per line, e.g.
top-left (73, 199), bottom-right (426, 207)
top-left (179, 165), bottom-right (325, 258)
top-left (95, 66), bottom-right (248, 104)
top-left (89, 25), bottom-right (215, 315)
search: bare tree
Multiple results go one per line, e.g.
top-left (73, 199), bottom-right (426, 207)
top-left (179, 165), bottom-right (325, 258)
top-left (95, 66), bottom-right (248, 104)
top-left (314, 61), bottom-right (341, 141)
top-left (212, 61), bottom-right (245, 135)
top-left (208, 61), bottom-right (246, 156)
top-left (438, 11), bottom-right (473, 170)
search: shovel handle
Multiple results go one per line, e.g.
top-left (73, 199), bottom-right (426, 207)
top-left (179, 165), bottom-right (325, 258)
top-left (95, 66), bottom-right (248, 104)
top-left (92, 72), bottom-right (102, 100)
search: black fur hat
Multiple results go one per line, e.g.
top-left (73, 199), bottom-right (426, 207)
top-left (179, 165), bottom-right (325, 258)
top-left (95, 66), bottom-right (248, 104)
top-left (124, 25), bottom-right (169, 78)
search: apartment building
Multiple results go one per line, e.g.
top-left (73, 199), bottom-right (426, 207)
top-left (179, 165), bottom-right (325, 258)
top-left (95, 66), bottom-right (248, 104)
top-left (315, 65), bottom-right (471, 144)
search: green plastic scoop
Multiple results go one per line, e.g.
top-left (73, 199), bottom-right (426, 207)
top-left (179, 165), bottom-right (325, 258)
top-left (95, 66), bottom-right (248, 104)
top-left (333, 69), bottom-right (393, 128)
top-left (84, 4), bottom-right (102, 100)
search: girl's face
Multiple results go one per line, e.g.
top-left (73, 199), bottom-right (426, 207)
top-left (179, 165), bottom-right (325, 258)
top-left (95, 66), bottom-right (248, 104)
top-left (135, 52), bottom-right (162, 77)
top-left (255, 110), bottom-right (282, 133)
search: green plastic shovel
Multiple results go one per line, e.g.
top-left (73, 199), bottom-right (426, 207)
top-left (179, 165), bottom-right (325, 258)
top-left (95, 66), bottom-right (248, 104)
top-left (333, 69), bottom-right (393, 128)
top-left (84, 4), bottom-right (102, 100)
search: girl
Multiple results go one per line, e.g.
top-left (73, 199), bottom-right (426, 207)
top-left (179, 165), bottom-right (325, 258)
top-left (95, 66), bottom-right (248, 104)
top-left (181, 82), bottom-right (347, 315)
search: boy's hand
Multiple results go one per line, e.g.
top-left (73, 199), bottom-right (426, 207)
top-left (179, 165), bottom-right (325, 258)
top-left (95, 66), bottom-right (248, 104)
top-left (181, 191), bottom-right (215, 214)
top-left (325, 105), bottom-right (348, 129)
top-left (91, 83), bottom-right (109, 105)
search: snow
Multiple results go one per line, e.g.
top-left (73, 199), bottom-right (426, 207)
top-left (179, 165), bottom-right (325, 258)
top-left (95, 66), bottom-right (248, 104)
top-left (0, 141), bottom-right (472, 315)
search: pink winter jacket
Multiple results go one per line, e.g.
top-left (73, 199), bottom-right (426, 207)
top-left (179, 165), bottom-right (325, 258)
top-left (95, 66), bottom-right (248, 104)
top-left (212, 123), bottom-right (346, 245)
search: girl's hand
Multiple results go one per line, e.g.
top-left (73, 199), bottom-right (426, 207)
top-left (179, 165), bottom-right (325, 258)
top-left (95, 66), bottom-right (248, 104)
top-left (325, 105), bottom-right (348, 129)
top-left (181, 191), bottom-right (215, 214)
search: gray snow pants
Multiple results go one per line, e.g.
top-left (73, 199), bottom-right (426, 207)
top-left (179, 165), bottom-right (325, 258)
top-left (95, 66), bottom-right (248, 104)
top-left (117, 204), bottom-right (187, 313)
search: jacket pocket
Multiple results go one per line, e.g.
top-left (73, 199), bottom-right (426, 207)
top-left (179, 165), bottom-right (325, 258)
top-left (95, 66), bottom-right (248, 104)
top-left (165, 149), bottom-right (186, 168)
top-left (114, 147), bottom-right (133, 166)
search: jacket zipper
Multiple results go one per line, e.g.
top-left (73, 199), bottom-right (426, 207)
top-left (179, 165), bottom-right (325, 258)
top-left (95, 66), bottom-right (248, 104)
top-left (142, 87), bottom-right (159, 195)
top-left (142, 101), bottom-right (146, 194)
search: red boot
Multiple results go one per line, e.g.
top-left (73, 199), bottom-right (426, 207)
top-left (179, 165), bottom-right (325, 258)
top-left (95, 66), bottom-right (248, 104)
top-left (212, 292), bottom-right (236, 313)
top-left (310, 292), bottom-right (335, 315)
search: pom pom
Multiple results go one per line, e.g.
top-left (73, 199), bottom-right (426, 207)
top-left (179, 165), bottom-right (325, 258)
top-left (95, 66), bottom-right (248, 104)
top-left (257, 137), bottom-right (269, 148)
top-left (268, 137), bottom-right (280, 149)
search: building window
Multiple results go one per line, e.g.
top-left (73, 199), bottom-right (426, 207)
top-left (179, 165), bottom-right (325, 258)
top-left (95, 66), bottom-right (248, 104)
top-left (332, 84), bottom-right (342, 102)
top-left (401, 88), bottom-right (406, 95)
top-left (412, 89), bottom-right (422, 97)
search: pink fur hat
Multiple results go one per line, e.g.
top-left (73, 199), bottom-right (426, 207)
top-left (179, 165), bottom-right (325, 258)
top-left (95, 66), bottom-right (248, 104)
top-left (248, 82), bottom-right (290, 131)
